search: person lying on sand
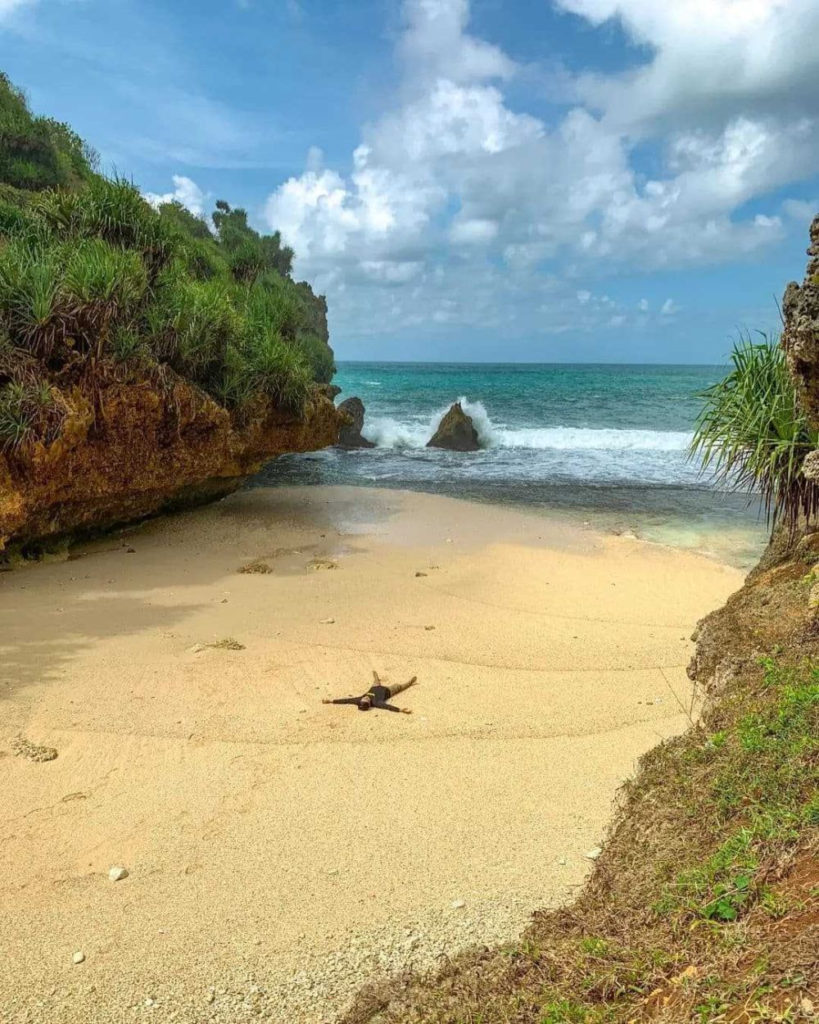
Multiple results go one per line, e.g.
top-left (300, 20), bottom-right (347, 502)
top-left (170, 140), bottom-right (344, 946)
top-left (323, 672), bottom-right (417, 713)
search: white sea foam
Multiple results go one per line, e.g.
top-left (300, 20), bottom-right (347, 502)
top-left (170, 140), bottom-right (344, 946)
top-left (493, 426), bottom-right (692, 451)
top-left (365, 397), bottom-right (691, 453)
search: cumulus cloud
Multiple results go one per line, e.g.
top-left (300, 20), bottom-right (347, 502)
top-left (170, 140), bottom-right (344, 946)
top-left (264, 0), bottom-right (819, 339)
top-left (555, 0), bottom-right (819, 133)
top-left (144, 175), bottom-right (208, 218)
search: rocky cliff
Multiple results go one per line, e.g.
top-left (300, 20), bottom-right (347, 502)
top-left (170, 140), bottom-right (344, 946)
top-left (783, 213), bottom-right (819, 480)
top-left (0, 375), bottom-right (339, 553)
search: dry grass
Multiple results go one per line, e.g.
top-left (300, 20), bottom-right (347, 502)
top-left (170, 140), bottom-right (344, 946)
top-left (342, 544), bottom-right (819, 1024)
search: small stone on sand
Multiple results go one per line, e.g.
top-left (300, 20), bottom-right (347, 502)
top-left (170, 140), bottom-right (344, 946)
top-left (451, 900), bottom-right (466, 909)
top-left (239, 561), bottom-right (273, 575)
top-left (12, 736), bottom-right (58, 763)
top-left (586, 847), bottom-right (603, 860)
top-left (72, 952), bottom-right (85, 965)
top-left (108, 866), bottom-right (129, 882)
top-left (208, 638), bottom-right (245, 651)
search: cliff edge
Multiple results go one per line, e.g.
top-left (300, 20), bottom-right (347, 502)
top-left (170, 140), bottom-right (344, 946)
top-left (0, 376), bottom-right (339, 552)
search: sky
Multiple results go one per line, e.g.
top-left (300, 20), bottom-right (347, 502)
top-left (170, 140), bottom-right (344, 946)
top-left (1, 0), bottom-right (818, 363)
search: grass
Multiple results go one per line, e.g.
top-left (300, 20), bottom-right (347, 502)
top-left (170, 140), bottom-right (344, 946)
top-left (342, 579), bottom-right (819, 1024)
top-left (691, 334), bottom-right (819, 534)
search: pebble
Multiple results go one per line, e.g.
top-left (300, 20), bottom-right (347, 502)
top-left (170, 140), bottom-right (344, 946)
top-left (320, 618), bottom-right (335, 625)
top-left (586, 847), bottom-right (603, 860)
top-left (108, 866), bottom-right (129, 882)
top-left (451, 900), bottom-right (466, 909)
top-left (72, 951), bottom-right (85, 965)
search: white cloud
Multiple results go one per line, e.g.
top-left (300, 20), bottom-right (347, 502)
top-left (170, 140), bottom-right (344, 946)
top-left (555, 0), bottom-right (819, 134)
top-left (450, 218), bottom-right (499, 245)
top-left (144, 175), bottom-right (208, 218)
top-left (661, 298), bottom-right (681, 316)
top-left (263, 0), bottom-right (819, 340)
top-left (638, 298), bottom-right (649, 312)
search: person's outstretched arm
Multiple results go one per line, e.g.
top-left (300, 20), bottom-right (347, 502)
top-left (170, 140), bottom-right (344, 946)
top-left (374, 702), bottom-right (412, 714)
top-left (322, 696), bottom-right (363, 706)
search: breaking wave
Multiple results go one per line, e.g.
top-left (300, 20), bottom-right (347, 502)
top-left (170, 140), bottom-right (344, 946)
top-left (364, 397), bottom-right (691, 453)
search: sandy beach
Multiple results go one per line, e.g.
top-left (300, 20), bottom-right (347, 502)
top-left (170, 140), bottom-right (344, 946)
top-left (0, 486), bottom-right (744, 1024)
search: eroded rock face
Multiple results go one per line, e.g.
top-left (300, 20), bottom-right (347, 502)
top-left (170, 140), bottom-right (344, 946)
top-left (0, 375), bottom-right (340, 551)
top-left (427, 403), bottom-right (480, 452)
top-left (337, 397), bottom-right (376, 449)
top-left (782, 213), bottom-right (819, 436)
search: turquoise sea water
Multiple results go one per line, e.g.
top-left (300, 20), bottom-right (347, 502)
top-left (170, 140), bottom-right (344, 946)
top-left (257, 362), bottom-right (768, 565)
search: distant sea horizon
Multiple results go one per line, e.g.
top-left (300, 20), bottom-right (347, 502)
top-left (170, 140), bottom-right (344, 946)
top-left (256, 361), bottom-right (767, 566)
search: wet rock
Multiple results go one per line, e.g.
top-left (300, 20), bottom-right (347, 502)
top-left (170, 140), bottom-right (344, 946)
top-left (337, 397), bottom-right (376, 449)
top-left (427, 403), bottom-right (480, 452)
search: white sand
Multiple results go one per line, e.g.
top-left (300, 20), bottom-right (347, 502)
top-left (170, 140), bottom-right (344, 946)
top-left (0, 486), bottom-right (744, 1023)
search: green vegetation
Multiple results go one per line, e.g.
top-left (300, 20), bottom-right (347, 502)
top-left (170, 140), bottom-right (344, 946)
top-left (691, 333), bottom-right (819, 533)
top-left (0, 72), bottom-right (96, 191)
top-left (346, 648), bottom-right (818, 1023)
top-left (0, 74), bottom-right (333, 455)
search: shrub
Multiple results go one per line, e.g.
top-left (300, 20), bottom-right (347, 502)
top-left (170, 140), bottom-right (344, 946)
top-left (242, 328), bottom-right (312, 412)
top-left (691, 333), bottom-right (819, 533)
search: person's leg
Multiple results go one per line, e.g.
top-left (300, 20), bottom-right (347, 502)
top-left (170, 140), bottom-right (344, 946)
top-left (386, 676), bottom-right (417, 699)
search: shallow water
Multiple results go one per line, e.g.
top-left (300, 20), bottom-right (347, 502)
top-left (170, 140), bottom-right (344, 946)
top-left (255, 362), bottom-right (769, 567)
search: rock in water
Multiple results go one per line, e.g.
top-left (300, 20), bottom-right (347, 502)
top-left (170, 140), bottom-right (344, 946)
top-left (337, 397), bottom-right (376, 449)
top-left (427, 403), bottom-right (480, 452)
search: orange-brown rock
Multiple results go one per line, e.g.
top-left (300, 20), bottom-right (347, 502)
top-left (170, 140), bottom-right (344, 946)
top-left (0, 373), bottom-right (340, 551)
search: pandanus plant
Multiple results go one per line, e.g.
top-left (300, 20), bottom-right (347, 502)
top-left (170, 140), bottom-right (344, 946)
top-left (691, 333), bottom-right (819, 534)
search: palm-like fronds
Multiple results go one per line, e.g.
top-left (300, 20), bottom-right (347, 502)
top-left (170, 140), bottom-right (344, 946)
top-left (690, 333), bottom-right (819, 533)
top-left (0, 241), bottom-right (66, 358)
top-left (243, 328), bottom-right (312, 413)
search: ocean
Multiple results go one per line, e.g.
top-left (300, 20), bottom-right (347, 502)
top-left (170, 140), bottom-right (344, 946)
top-left (256, 362), bottom-right (768, 566)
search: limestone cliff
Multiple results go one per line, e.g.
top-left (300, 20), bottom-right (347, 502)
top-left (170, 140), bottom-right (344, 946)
top-left (0, 375), bottom-right (339, 552)
top-left (783, 213), bottom-right (819, 479)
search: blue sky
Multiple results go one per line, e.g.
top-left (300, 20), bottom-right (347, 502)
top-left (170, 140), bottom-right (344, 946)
top-left (2, 0), bottom-right (817, 363)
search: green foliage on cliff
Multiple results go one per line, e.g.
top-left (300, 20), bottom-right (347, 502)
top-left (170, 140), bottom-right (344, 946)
top-left (0, 74), bottom-right (334, 455)
top-left (0, 72), bottom-right (97, 191)
top-left (691, 333), bottom-right (819, 533)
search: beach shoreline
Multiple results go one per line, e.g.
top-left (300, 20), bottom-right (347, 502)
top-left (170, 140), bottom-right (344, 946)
top-left (0, 486), bottom-right (745, 1023)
